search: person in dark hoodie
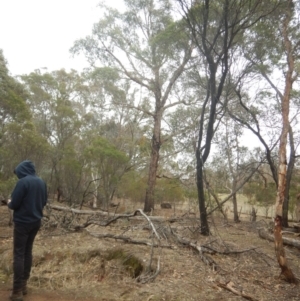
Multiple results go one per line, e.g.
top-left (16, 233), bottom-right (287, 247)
top-left (8, 160), bottom-right (47, 301)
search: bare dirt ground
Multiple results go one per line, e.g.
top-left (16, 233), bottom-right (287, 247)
top-left (1, 203), bottom-right (300, 301)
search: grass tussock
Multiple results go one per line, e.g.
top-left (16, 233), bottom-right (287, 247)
top-left (105, 248), bottom-right (144, 278)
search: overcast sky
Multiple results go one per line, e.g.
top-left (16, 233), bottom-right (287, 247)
top-left (0, 0), bottom-right (115, 76)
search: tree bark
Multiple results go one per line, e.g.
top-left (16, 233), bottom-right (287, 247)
top-left (196, 153), bottom-right (209, 235)
top-left (144, 111), bottom-right (162, 213)
top-left (232, 193), bottom-right (239, 223)
top-left (282, 126), bottom-right (296, 227)
top-left (273, 0), bottom-right (296, 283)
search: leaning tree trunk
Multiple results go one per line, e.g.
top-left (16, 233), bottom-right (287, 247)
top-left (144, 113), bottom-right (162, 213)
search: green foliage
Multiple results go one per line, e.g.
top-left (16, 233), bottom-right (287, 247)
top-left (154, 178), bottom-right (184, 204)
top-left (0, 176), bottom-right (16, 199)
top-left (117, 171), bottom-right (147, 203)
top-left (0, 50), bottom-right (31, 123)
top-left (0, 50), bottom-right (49, 196)
top-left (85, 137), bottom-right (128, 164)
top-left (243, 181), bottom-right (276, 208)
top-left (84, 136), bottom-right (129, 205)
top-left (288, 170), bottom-right (300, 216)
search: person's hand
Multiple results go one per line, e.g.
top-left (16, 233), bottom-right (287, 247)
top-left (1, 199), bottom-right (10, 206)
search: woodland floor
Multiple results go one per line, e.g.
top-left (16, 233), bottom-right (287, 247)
top-left (0, 203), bottom-right (300, 301)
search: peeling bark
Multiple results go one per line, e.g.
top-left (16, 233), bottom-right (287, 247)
top-left (273, 0), bottom-right (296, 283)
top-left (274, 217), bottom-right (297, 283)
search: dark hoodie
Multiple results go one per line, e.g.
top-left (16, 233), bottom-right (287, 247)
top-left (8, 160), bottom-right (47, 224)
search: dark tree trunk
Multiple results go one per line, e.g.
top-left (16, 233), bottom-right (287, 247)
top-left (144, 114), bottom-right (161, 213)
top-left (196, 152), bottom-right (209, 235)
top-left (232, 192), bottom-right (240, 223)
top-left (178, 0), bottom-right (273, 235)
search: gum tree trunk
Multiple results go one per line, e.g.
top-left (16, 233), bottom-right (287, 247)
top-left (144, 111), bottom-right (162, 212)
top-left (273, 0), bottom-right (296, 283)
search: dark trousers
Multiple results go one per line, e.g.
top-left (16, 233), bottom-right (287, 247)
top-left (13, 220), bottom-right (41, 292)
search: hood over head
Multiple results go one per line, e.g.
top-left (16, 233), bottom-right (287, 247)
top-left (14, 160), bottom-right (36, 179)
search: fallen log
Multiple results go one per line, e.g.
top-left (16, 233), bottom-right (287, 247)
top-left (282, 227), bottom-right (299, 234)
top-left (293, 223), bottom-right (300, 232)
top-left (258, 228), bottom-right (300, 249)
top-left (47, 204), bottom-right (166, 222)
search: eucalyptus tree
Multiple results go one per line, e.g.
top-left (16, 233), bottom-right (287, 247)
top-left (0, 50), bottom-right (48, 197)
top-left (176, 0), bottom-right (280, 235)
top-left (213, 115), bottom-right (252, 223)
top-left (225, 0), bottom-right (299, 283)
top-left (253, 0), bottom-right (299, 282)
top-left (21, 66), bottom-right (149, 207)
top-left (83, 136), bottom-right (129, 209)
top-left (236, 1), bottom-right (300, 221)
top-left (21, 69), bottom-right (87, 202)
top-left (242, 162), bottom-right (277, 218)
top-left (82, 67), bottom-right (155, 207)
top-left (71, 0), bottom-right (193, 212)
top-left (0, 50), bottom-right (30, 130)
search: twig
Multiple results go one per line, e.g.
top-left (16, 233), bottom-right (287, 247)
top-left (203, 245), bottom-right (259, 255)
top-left (169, 228), bottom-right (218, 270)
top-left (216, 281), bottom-right (260, 301)
top-left (136, 209), bottom-right (161, 240)
top-left (137, 233), bottom-right (161, 284)
top-left (85, 230), bottom-right (170, 248)
top-left (138, 256), bottom-right (161, 284)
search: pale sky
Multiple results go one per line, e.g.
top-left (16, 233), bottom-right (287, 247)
top-left (0, 0), bottom-right (114, 76)
top-left (0, 1), bottom-right (268, 150)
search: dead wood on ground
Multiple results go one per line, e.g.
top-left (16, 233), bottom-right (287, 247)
top-left (258, 228), bottom-right (300, 249)
top-left (44, 204), bottom-right (262, 272)
top-left (216, 281), bottom-right (260, 301)
top-left (48, 204), bottom-right (166, 222)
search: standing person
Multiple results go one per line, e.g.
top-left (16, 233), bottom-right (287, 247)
top-left (8, 160), bottom-right (47, 301)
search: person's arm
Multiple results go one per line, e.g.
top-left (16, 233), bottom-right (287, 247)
top-left (8, 181), bottom-right (26, 210)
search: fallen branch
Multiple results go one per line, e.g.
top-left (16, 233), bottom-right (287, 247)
top-left (137, 209), bottom-right (161, 240)
top-left (207, 164), bottom-right (261, 216)
top-left (73, 211), bottom-right (141, 230)
top-left (216, 281), bottom-right (260, 301)
top-left (85, 230), bottom-right (164, 247)
top-left (136, 233), bottom-right (161, 284)
top-left (203, 245), bottom-right (259, 255)
top-left (84, 208), bottom-right (164, 284)
top-left (169, 229), bottom-right (218, 270)
top-left (205, 184), bottom-right (227, 219)
top-left (47, 204), bottom-right (166, 222)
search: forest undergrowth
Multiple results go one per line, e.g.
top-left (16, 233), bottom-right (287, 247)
top-left (0, 203), bottom-right (300, 301)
